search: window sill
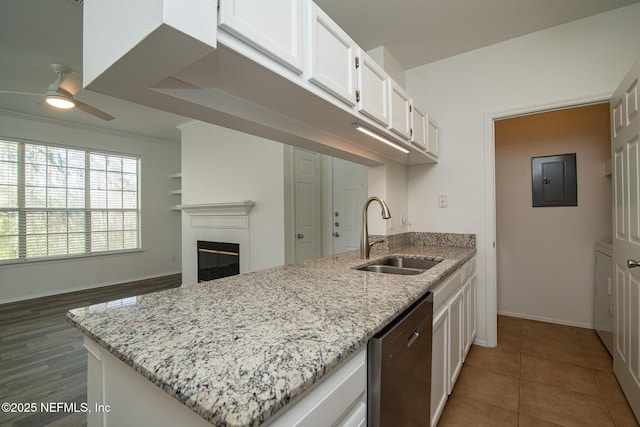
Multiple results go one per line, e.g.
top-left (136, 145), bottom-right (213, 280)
top-left (0, 249), bottom-right (144, 267)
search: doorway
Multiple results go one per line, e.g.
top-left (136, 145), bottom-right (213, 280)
top-left (494, 103), bottom-right (612, 327)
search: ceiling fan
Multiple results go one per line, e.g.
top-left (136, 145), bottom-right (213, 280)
top-left (0, 64), bottom-right (115, 121)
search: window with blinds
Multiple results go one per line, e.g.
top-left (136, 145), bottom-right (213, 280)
top-left (0, 139), bottom-right (140, 262)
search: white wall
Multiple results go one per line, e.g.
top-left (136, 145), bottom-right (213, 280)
top-left (405, 3), bottom-right (640, 344)
top-left (367, 162), bottom-right (408, 236)
top-left (495, 104), bottom-right (611, 327)
top-left (367, 46), bottom-right (406, 89)
top-left (180, 121), bottom-right (285, 280)
top-left (0, 112), bottom-right (181, 304)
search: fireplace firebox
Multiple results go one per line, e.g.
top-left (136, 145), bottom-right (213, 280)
top-left (197, 241), bottom-right (240, 282)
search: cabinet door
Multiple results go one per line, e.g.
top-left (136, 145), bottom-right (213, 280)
top-left (219, 0), bottom-right (305, 73)
top-left (427, 119), bottom-right (440, 158)
top-left (462, 281), bottom-right (470, 361)
top-left (448, 289), bottom-right (464, 394)
top-left (355, 50), bottom-right (389, 126)
top-left (468, 273), bottom-right (477, 348)
top-left (410, 101), bottom-right (428, 150)
top-left (308, 3), bottom-right (356, 107)
top-left (388, 80), bottom-right (411, 139)
top-left (431, 306), bottom-right (449, 427)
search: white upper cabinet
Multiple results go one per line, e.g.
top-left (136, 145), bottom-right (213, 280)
top-left (410, 101), bottom-right (428, 150)
top-left (308, 2), bottom-right (357, 107)
top-left (355, 50), bottom-right (390, 126)
top-left (83, 0), bottom-right (441, 166)
top-left (427, 118), bottom-right (440, 158)
top-left (219, 0), bottom-right (305, 74)
top-left (388, 80), bottom-right (411, 139)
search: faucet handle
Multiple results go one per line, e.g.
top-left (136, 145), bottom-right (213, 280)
top-left (369, 239), bottom-right (385, 248)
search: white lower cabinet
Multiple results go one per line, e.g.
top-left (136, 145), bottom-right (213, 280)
top-left (463, 273), bottom-right (477, 358)
top-left (265, 346), bottom-right (367, 426)
top-left (430, 256), bottom-right (476, 426)
top-left (447, 289), bottom-right (464, 394)
top-left (430, 305), bottom-right (449, 427)
top-left (85, 337), bottom-right (366, 427)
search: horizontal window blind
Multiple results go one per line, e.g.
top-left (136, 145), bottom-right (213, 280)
top-left (0, 139), bottom-right (140, 262)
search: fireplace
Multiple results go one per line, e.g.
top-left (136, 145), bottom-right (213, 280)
top-left (197, 241), bottom-right (240, 282)
top-left (180, 201), bottom-right (254, 285)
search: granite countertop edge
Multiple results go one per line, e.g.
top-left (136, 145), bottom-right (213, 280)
top-left (67, 236), bottom-right (476, 427)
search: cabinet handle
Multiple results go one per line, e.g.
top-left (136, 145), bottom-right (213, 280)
top-left (407, 329), bottom-right (419, 347)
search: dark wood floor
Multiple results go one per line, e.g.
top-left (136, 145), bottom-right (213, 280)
top-left (0, 275), bottom-right (181, 427)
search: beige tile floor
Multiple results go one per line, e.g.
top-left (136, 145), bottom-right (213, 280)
top-left (437, 315), bottom-right (639, 427)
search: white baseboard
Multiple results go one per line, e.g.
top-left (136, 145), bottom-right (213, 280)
top-left (0, 270), bottom-right (182, 305)
top-left (472, 338), bottom-right (489, 347)
top-left (498, 310), bottom-right (594, 330)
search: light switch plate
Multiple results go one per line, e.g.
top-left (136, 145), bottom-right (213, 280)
top-left (438, 194), bottom-right (448, 208)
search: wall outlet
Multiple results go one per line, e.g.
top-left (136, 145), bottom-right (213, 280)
top-left (438, 194), bottom-right (448, 208)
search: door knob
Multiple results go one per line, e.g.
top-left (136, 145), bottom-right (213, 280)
top-left (333, 232), bottom-right (340, 237)
top-left (297, 233), bottom-right (304, 239)
top-left (628, 259), bottom-right (640, 269)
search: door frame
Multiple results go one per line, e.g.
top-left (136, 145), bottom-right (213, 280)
top-left (483, 91), bottom-right (611, 347)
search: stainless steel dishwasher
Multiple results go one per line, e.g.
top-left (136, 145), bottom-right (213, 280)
top-left (368, 292), bottom-right (433, 427)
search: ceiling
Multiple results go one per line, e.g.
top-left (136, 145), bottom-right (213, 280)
top-left (1, 0), bottom-right (637, 143)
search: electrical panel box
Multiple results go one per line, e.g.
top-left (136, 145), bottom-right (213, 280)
top-left (531, 153), bottom-right (577, 207)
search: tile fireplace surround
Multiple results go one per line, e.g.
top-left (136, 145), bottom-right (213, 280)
top-left (179, 201), bottom-right (255, 285)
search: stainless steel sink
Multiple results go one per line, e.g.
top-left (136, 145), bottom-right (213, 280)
top-left (356, 256), bottom-right (442, 275)
top-left (378, 256), bottom-right (441, 270)
top-left (357, 265), bottom-right (425, 275)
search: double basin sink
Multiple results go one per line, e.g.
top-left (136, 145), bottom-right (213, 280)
top-left (356, 255), bottom-right (442, 275)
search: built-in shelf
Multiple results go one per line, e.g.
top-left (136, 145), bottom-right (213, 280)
top-left (170, 172), bottom-right (182, 211)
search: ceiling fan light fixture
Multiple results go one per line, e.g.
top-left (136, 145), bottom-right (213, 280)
top-left (45, 85), bottom-right (75, 109)
top-left (46, 95), bottom-right (75, 109)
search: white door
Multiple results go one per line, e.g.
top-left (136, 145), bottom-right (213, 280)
top-left (294, 148), bottom-right (321, 263)
top-left (331, 158), bottom-right (367, 254)
top-left (611, 57), bottom-right (640, 421)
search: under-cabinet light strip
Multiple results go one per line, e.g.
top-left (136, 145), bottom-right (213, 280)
top-left (352, 122), bottom-right (410, 154)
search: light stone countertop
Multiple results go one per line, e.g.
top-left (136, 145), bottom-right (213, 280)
top-left (67, 241), bottom-right (475, 427)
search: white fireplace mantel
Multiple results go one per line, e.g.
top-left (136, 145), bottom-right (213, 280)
top-left (178, 201), bottom-right (255, 216)
top-left (179, 201), bottom-right (256, 229)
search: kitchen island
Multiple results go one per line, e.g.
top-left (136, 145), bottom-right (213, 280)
top-left (67, 234), bottom-right (475, 427)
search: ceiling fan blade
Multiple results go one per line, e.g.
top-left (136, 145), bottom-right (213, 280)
top-left (59, 72), bottom-right (82, 95)
top-left (0, 90), bottom-right (42, 97)
top-left (74, 100), bottom-right (115, 121)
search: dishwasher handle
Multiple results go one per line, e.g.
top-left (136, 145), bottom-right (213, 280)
top-left (407, 328), bottom-right (420, 347)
